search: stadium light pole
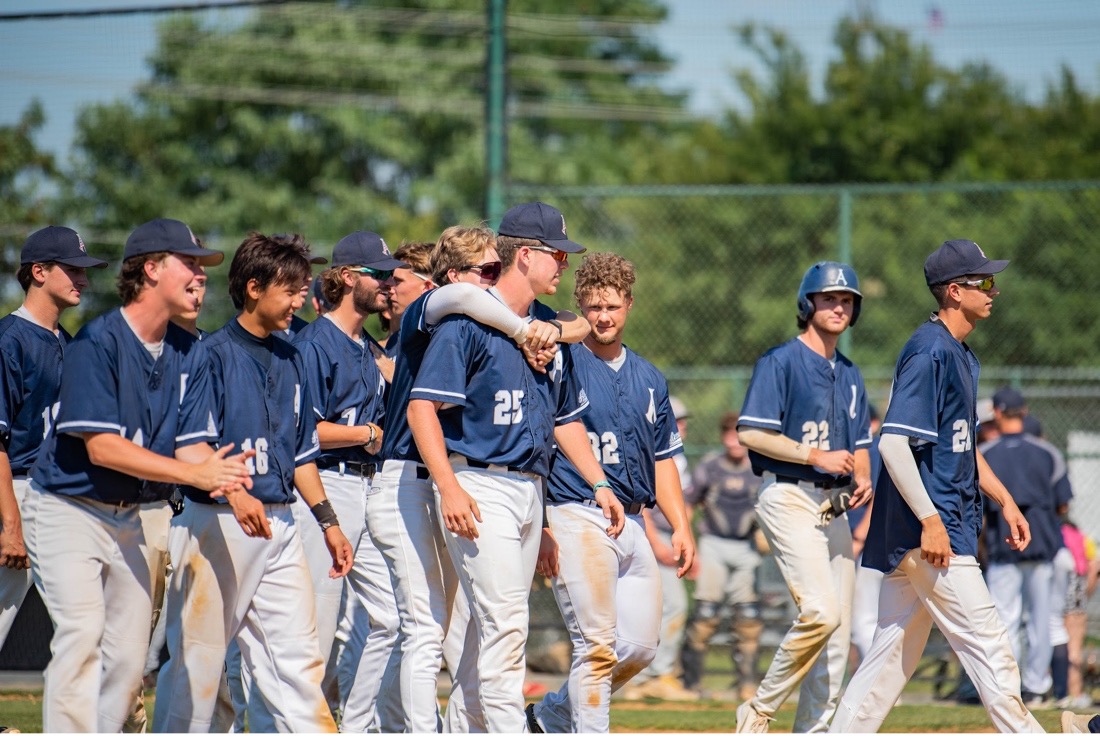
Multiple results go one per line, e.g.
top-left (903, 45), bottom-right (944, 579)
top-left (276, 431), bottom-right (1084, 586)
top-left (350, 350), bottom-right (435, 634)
top-left (486, 0), bottom-right (507, 226)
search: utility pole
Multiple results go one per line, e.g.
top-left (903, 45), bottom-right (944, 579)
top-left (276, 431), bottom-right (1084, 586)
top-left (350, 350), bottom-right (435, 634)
top-left (485, 0), bottom-right (506, 226)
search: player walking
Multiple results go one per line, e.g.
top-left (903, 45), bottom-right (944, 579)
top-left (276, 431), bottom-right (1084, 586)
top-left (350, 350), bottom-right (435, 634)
top-left (24, 218), bottom-right (251, 732)
top-left (153, 231), bottom-right (354, 733)
top-left (829, 239), bottom-right (1042, 732)
top-left (735, 261), bottom-right (873, 733)
top-left (526, 252), bottom-right (695, 733)
top-left (0, 227), bottom-right (107, 653)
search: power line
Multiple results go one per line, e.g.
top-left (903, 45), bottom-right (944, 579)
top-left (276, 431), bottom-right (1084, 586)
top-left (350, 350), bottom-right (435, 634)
top-left (0, 0), bottom-right (285, 21)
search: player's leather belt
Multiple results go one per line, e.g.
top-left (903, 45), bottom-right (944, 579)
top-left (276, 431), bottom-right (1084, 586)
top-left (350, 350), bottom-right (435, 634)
top-left (462, 458), bottom-right (526, 474)
top-left (774, 474), bottom-right (850, 490)
top-left (416, 465), bottom-right (431, 480)
top-left (317, 459), bottom-right (378, 479)
top-left (570, 498), bottom-right (644, 516)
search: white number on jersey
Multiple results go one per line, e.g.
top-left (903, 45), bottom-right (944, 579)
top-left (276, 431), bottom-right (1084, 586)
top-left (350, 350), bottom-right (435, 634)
top-left (800, 420), bottom-right (831, 450)
top-left (951, 419), bottom-right (972, 453)
top-left (587, 431), bottom-right (622, 465)
top-left (493, 390), bottom-right (524, 425)
top-left (41, 401), bottom-right (59, 440)
top-left (241, 437), bottom-right (270, 475)
top-left (341, 407), bottom-right (357, 426)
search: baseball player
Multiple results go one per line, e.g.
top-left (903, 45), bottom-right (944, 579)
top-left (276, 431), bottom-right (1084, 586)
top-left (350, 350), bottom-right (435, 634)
top-left (735, 261), bottom-right (873, 733)
top-left (526, 252), bottom-right (694, 733)
top-left (830, 239), bottom-right (1042, 733)
top-left (681, 412), bottom-right (766, 702)
top-left (408, 202), bottom-right (602, 732)
top-left (289, 230), bottom-right (403, 732)
top-left (0, 227), bottom-right (107, 653)
top-left (153, 231), bottom-right (354, 733)
top-left (23, 218), bottom-right (251, 732)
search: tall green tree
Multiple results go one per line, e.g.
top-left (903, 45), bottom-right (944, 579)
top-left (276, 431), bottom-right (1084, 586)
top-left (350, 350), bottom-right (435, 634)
top-left (1, 102), bottom-right (57, 294)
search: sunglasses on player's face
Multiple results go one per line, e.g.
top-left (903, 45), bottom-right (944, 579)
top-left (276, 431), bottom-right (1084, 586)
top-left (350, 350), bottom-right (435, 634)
top-left (460, 260), bottom-right (503, 280)
top-left (528, 245), bottom-right (568, 263)
top-left (952, 276), bottom-right (996, 291)
top-left (352, 266), bottom-right (395, 281)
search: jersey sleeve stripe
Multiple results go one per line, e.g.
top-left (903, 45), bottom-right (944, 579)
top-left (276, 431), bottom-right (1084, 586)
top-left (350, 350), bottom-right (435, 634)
top-left (737, 415), bottom-right (782, 427)
top-left (881, 422), bottom-right (938, 441)
top-left (409, 388), bottom-right (466, 402)
top-left (555, 404), bottom-right (587, 423)
top-left (176, 430), bottom-right (217, 443)
top-left (56, 420), bottom-right (123, 432)
top-left (295, 445), bottom-right (321, 463)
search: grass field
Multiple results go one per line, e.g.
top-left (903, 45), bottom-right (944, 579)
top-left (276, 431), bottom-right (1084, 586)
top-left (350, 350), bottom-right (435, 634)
top-left (0, 690), bottom-right (1074, 733)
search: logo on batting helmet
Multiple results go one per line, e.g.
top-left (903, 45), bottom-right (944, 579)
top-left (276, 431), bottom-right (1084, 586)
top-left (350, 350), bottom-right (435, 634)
top-left (797, 261), bottom-right (863, 327)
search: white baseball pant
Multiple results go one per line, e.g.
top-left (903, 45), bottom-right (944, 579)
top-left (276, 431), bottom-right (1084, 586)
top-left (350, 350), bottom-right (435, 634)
top-left (153, 502), bottom-right (335, 733)
top-left (0, 478), bottom-right (33, 648)
top-left (830, 551), bottom-right (1042, 732)
top-left (340, 482), bottom-right (403, 733)
top-left (636, 528), bottom-right (688, 683)
top-left (694, 534), bottom-right (761, 604)
top-left (370, 459), bottom-right (459, 732)
top-left (23, 481), bottom-right (155, 733)
top-left (986, 559), bottom-right (1054, 696)
top-left (850, 555), bottom-right (884, 663)
top-left (534, 504), bottom-right (661, 733)
top-left (441, 582), bottom-right (484, 733)
top-left (439, 457), bottom-right (542, 733)
top-left (752, 476), bottom-right (855, 733)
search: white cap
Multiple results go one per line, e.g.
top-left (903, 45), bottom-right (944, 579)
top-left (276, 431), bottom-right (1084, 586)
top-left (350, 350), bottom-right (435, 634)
top-left (669, 396), bottom-right (690, 420)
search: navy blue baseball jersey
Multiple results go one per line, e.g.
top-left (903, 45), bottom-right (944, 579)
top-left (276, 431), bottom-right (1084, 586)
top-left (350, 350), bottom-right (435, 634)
top-left (846, 435), bottom-right (882, 533)
top-left (31, 309), bottom-right (216, 503)
top-left (183, 319), bottom-right (319, 505)
top-left (383, 327), bottom-right (401, 360)
top-left (281, 313), bottom-right (310, 340)
top-left (292, 315), bottom-right (386, 467)
top-left (980, 431), bottom-right (1072, 563)
top-left (690, 454), bottom-right (761, 540)
top-left (381, 292), bottom-right (434, 463)
top-left (738, 337), bottom-right (872, 483)
top-left (410, 305), bottom-right (587, 478)
top-left (863, 316), bottom-right (983, 573)
top-left (0, 311), bottom-right (71, 476)
top-left (547, 344), bottom-right (682, 508)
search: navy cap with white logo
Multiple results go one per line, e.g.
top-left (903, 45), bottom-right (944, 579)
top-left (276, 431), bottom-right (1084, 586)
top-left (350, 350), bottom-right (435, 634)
top-left (497, 202), bottom-right (585, 253)
top-left (330, 231), bottom-right (407, 270)
top-left (21, 226), bottom-right (108, 269)
top-left (924, 239), bottom-right (1009, 286)
top-left (123, 218), bottom-right (224, 266)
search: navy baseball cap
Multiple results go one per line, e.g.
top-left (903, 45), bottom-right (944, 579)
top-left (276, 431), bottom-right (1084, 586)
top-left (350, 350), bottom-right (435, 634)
top-left (330, 231), bottom-right (407, 270)
top-left (497, 202), bottom-right (585, 253)
top-left (124, 218), bottom-right (224, 266)
top-left (21, 226), bottom-right (108, 269)
top-left (992, 386), bottom-right (1026, 412)
top-left (924, 239), bottom-right (1009, 286)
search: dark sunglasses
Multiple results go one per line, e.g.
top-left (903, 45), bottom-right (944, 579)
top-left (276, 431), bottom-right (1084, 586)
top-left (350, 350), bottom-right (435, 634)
top-left (528, 245), bottom-right (568, 263)
top-left (352, 267), bottom-right (395, 281)
top-left (461, 261), bottom-right (503, 280)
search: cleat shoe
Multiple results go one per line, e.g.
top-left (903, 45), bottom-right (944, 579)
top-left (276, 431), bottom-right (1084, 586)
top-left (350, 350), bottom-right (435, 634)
top-left (735, 701), bottom-right (770, 733)
top-left (1062, 711), bottom-right (1094, 733)
top-left (641, 674), bottom-right (700, 702)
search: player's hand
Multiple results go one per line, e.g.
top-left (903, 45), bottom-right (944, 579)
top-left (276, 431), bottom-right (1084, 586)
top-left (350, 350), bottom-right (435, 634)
top-left (536, 527), bottom-right (560, 578)
top-left (440, 486), bottom-right (482, 540)
top-left (849, 473), bottom-right (873, 511)
top-left (671, 527), bottom-right (697, 579)
top-left (594, 486), bottom-right (625, 538)
top-left (1001, 500), bottom-right (1032, 552)
top-left (369, 342), bottom-right (396, 384)
top-left (324, 526), bottom-right (354, 578)
top-left (808, 448), bottom-right (855, 476)
top-left (362, 423), bottom-right (383, 455)
top-left (0, 523), bottom-right (29, 570)
top-left (194, 443), bottom-right (255, 494)
top-left (523, 320), bottom-right (560, 351)
top-left (919, 515), bottom-right (954, 568)
top-left (226, 489), bottom-right (272, 540)
top-left (520, 343), bottom-right (559, 374)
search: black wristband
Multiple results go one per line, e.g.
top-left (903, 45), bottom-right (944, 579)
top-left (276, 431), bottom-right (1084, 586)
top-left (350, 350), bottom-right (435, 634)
top-left (310, 499), bottom-right (340, 531)
top-left (549, 319), bottom-right (563, 338)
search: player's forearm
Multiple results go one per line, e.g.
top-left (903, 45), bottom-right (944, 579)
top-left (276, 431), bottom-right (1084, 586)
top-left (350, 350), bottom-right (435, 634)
top-left (424, 283), bottom-right (528, 341)
top-left (975, 449), bottom-right (1015, 508)
top-left (737, 427), bottom-right (813, 464)
top-left (878, 433), bottom-right (938, 521)
top-left (553, 421), bottom-right (607, 492)
top-left (407, 399), bottom-right (460, 493)
top-left (316, 419), bottom-right (380, 450)
top-left (293, 464), bottom-right (332, 508)
top-left (554, 310), bottom-right (590, 343)
top-left (0, 449), bottom-right (20, 529)
top-left (85, 432), bottom-right (208, 485)
top-left (854, 448), bottom-right (871, 484)
top-left (654, 458), bottom-right (691, 534)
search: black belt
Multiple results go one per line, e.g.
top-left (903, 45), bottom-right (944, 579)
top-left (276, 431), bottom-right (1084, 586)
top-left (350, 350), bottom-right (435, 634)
top-left (463, 458), bottom-right (526, 474)
top-left (317, 459), bottom-right (378, 479)
top-left (558, 498), bottom-right (645, 516)
top-left (416, 465), bottom-right (430, 480)
top-left (775, 474), bottom-right (850, 490)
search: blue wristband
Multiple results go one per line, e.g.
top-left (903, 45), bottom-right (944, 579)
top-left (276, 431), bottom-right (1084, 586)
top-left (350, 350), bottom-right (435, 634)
top-left (592, 480), bottom-right (612, 493)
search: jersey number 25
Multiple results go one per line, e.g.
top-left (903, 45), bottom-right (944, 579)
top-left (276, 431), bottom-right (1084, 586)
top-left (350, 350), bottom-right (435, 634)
top-left (493, 390), bottom-right (524, 425)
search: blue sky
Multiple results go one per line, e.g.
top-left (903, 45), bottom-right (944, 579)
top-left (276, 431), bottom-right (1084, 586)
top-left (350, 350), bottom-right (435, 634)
top-left (2, 0), bottom-right (1098, 157)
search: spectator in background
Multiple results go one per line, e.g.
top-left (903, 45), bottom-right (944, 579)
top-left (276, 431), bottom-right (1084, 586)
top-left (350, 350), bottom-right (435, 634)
top-left (680, 411), bottom-right (765, 701)
top-left (622, 396), bottom-right (699, 702)
top-left (981, 386), bottom-right (1073, 707)
top-left (1056, 520), bottom-right (1100, 711)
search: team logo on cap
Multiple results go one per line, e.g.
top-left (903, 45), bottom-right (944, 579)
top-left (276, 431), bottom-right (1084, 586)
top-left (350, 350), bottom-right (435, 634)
top-left (77, 234), bottom-right (87, 253)
top-left (561, 215), bottom-right (568, 237)
top-left (185, 224), bottom-right (198, 245)
top-left (973, 241), bottom-right (986, 258)
top-left (834, 271), bottom-right (848, 286)
top-left (381, 238), bottom-right (391, 255)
